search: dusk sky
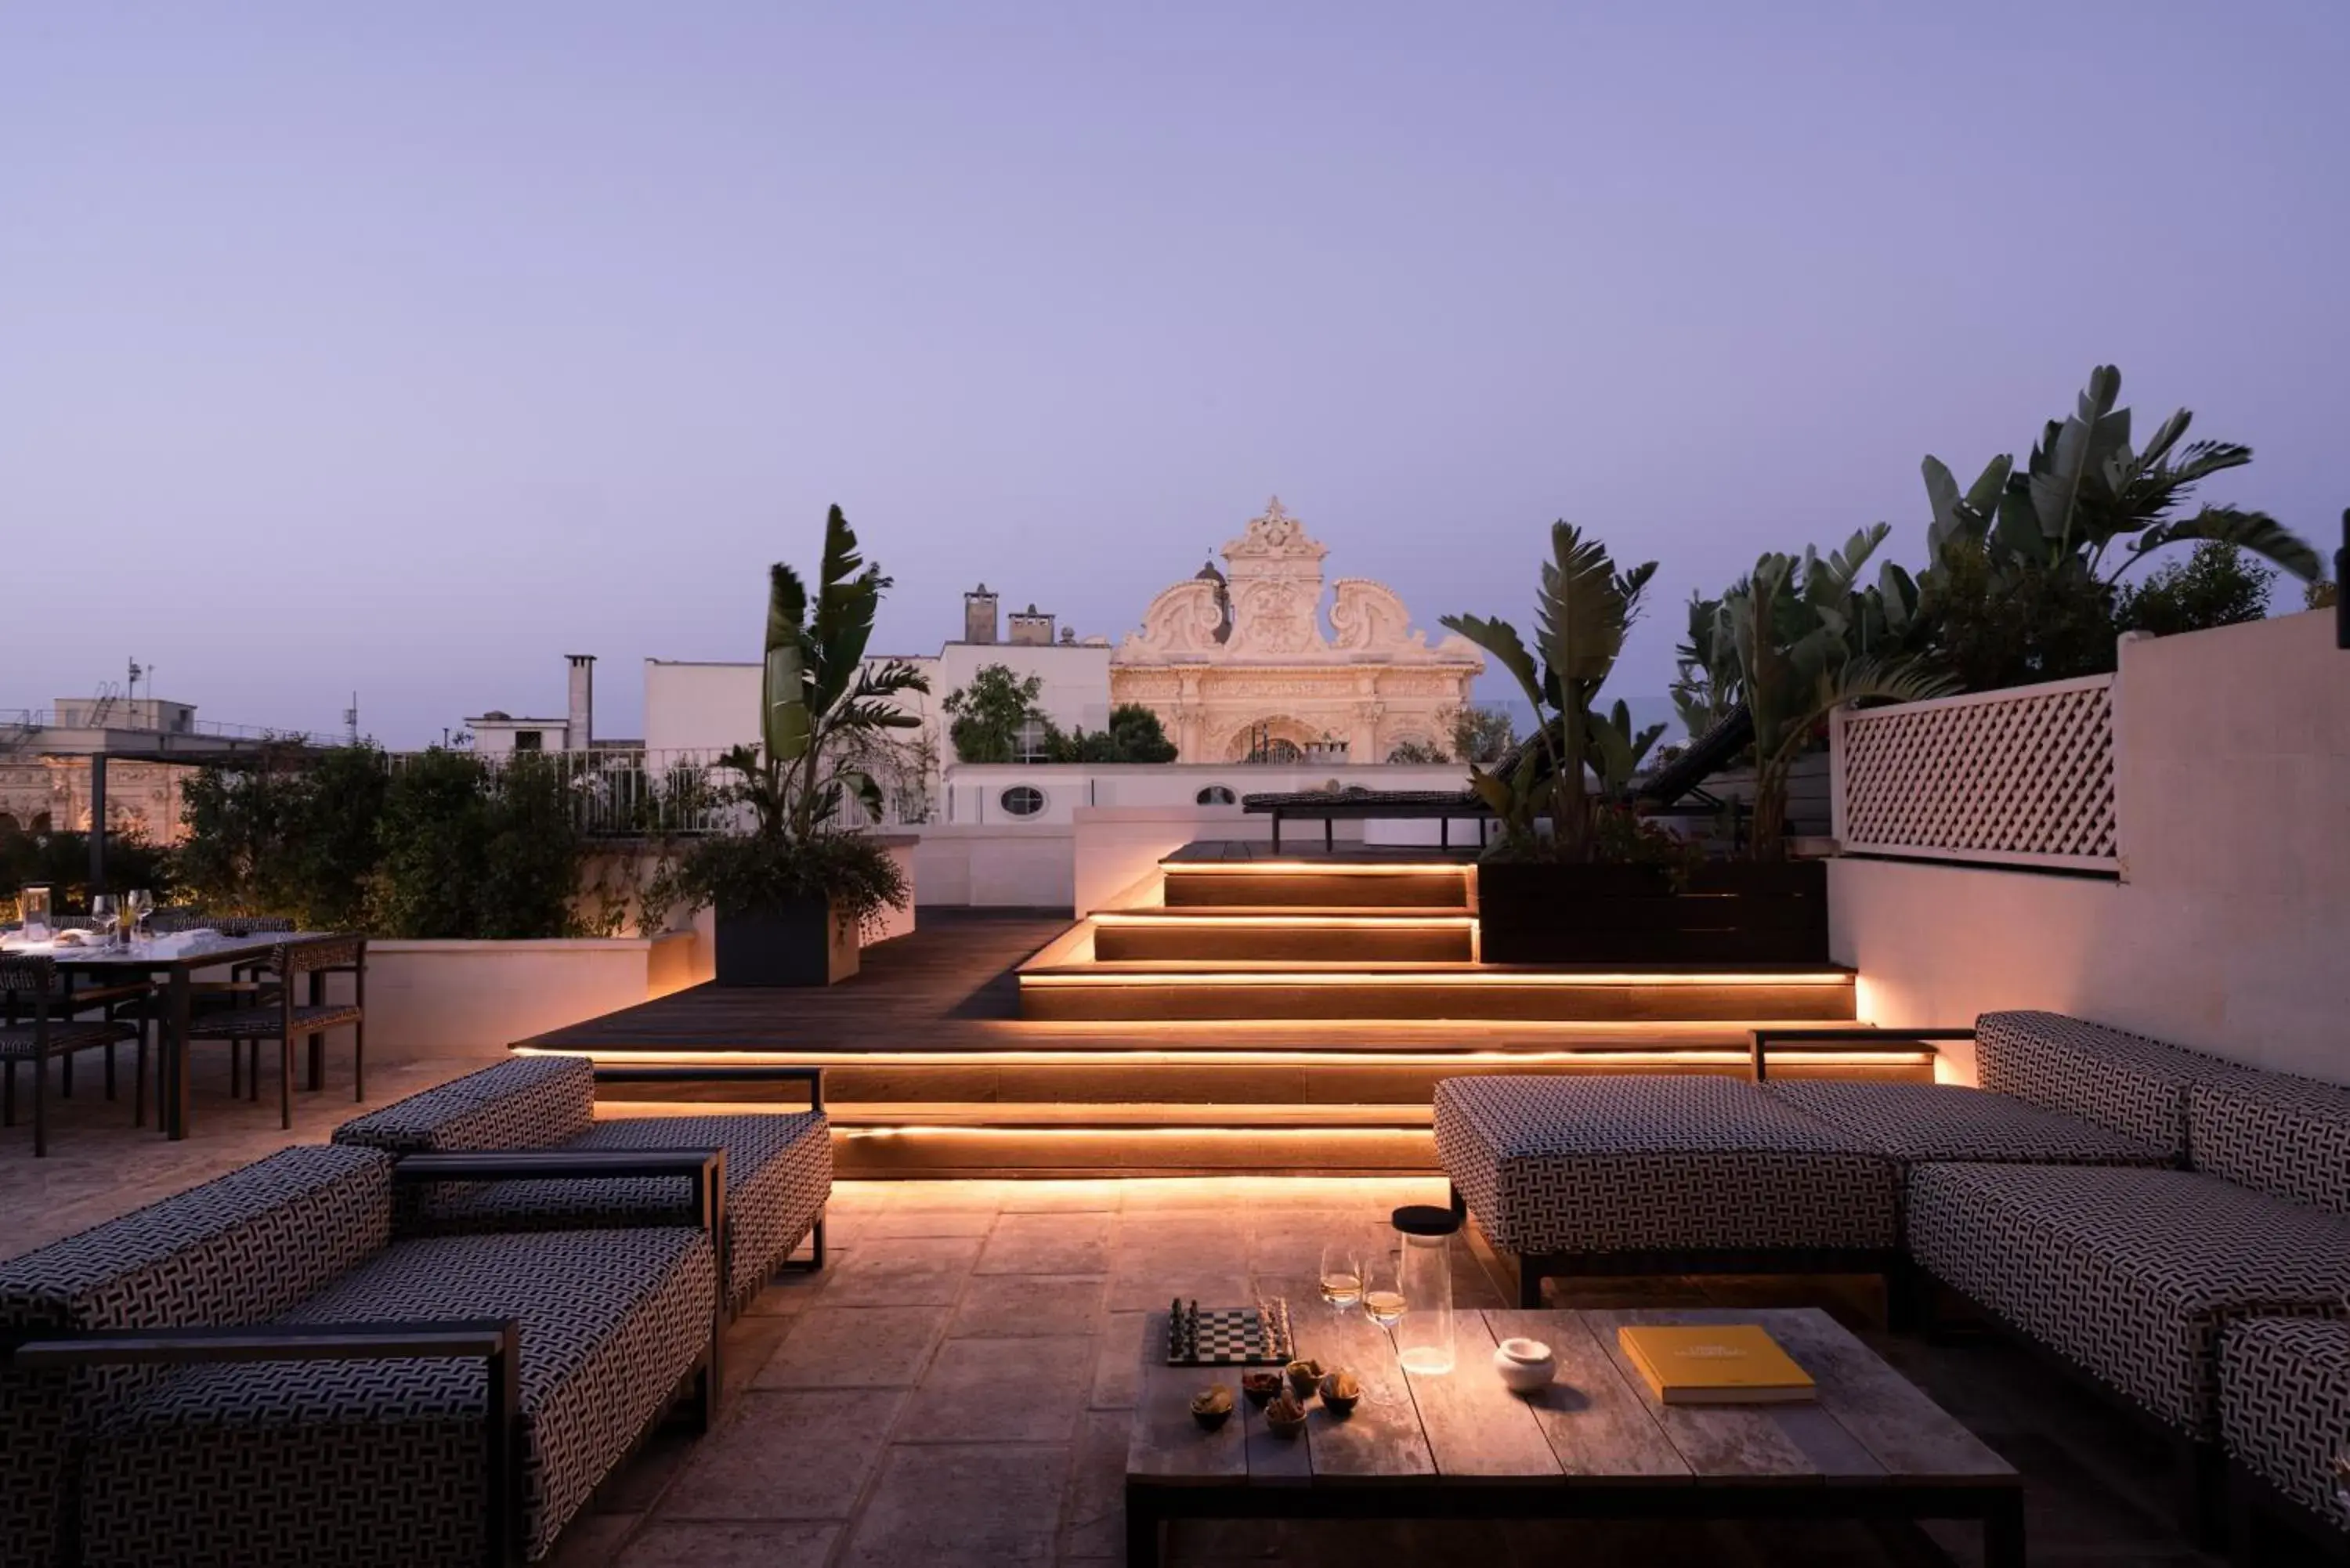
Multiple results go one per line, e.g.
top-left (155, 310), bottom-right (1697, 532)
top-left (5, 3), bottom-right (2344, 746)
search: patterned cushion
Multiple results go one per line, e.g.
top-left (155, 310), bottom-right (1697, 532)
top-left (2191, 1074), bottom-right (2350, 1215)
top-left (0, 1145), bottom-right (394, 1568)
top-left (415, 1112), bottom-right (832, 1309)
top-left (1972, 1010), bottom-right (2254, 1156)
top-left (1907, 1163), bottom-right (2350, 1434)
top-left (81, 1227), bottom-right (717, 1568)
top-left (333, 1055), bottom-right (595, 1154)
top-left (1434, 1075), bottom-right (1897, 1256)
top-left (1765, 1082), bottom-right (2175, 1167)
top-left (2220, 1317), bottom-right (2350, 1529)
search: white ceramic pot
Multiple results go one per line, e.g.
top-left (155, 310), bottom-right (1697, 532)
top-left (1492, 1336), bottom-right (1556, 1393)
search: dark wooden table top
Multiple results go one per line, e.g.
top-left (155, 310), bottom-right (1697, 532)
top-left (1129, 1306), bottom-right (2016, 1490)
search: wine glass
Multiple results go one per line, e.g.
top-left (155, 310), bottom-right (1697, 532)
top-left (1318, 1241), bottom-right (1362, 1312)
top-left (1361, 1248), bottom-right (1407, 1331)
top-left (125, 888), bottom-right (154, 947)
top-left (89, 894), bottom-right (121, 949)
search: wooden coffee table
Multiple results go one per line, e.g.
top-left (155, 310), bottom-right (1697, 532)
top-left (1126, 1306), bottom-right (2022, 1567)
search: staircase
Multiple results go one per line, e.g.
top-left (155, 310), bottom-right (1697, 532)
top-left (1018, 852), bottom-right (1859, 1026)
top-left (565, 849), bottom-right (1913, 1179)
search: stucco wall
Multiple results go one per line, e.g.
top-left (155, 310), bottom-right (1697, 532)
top-left (1834, 609), bottom-right (2350, 1083)
top-left (353, 933), bottom-right (700, 1063)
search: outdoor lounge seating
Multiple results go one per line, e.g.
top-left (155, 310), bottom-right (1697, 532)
top-left (1437, 1010), bottom-right (2350, 1548)
top-left (333, 1053), bottom-right (830, 1312)
top-left (0, 1140), bottom-right (722, 1567)
top-left (1432, 1074), bottom-right (1900, 1306)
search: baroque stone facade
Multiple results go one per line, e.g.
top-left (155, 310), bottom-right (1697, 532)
top-left (1110, 499), bottom-right (1483, 762)
top-left (0, 757), bottom-right (192, 844)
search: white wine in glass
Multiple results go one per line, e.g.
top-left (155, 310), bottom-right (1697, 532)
top-left (1361, 1252), bottom-right (1407, 1329)
top-left (1318, 1242), bottom-right (1361, 1309)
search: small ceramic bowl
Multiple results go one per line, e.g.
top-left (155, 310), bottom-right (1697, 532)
top-left (1318, 1369), bottom-right (1361, 1416)
top-left (1492, 1336), bottom-right (1558, 1394)
top-left (1190, 1385), bottom-right (1234, 1430)
top-left (1264, 1393), bottom-right (1308, 1438)
top-left (1240, 1370), bottom-right (1284, 1407)
top-left (1285, 1358), bottom-right (1325, 1397)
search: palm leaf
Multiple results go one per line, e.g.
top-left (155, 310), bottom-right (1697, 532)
top-left (761, 563), bottom-right (811, 764)
top-left (1440, 613), bottom-right (1544, 713)
top-left (2135, 506), bottom-right (2322, 580)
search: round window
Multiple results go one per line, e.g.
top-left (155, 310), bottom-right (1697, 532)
top-left (1195, 786), bottom-right (1237, 805)
top-left (999, 785), bottom-right (1047, 818)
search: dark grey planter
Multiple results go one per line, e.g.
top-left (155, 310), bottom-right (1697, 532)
top-left (1476, 859), bottom-right (1828, 965)
top-left (714, 897), bottom-right (860, 987)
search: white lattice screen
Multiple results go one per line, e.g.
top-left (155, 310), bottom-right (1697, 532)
top-left (1832, 674), bottom-right (2119, 871)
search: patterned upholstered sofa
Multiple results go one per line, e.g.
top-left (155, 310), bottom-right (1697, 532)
top-left (334, 1054), bottom-right (831, 1313)
top-left (1436, 1010), bottom-right (2350, 1547)
top-left (0, 1140), bottom-right (722, 1567)
top-left (1433, 1073), bottom-right (1904, 1307)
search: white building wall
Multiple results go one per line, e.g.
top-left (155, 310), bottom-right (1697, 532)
top-left (1832, 609), bottom-right (2350, 1085)
top-left (643, 645), bottom-right (1110, 770)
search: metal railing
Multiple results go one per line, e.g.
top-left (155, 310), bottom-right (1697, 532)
top-left (380, 747), bottom-right (929, 837)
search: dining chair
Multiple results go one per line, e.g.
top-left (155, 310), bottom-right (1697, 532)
top-left (181, 936), bottom-right (367, 1129)
top-left (0, 954), bottom-right (143, 1157)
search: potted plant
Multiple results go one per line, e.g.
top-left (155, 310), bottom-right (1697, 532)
top-left (675, 506), bottom-right (928, 985)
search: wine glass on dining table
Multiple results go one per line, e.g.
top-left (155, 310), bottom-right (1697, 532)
top-left (125, 888), bottom-right (154, 947)
top-left (89, 894), bottom-right (121, 949)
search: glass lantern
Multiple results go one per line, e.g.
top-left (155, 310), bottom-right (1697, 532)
top-left (1390, 1203), bottom-right (1460, 1375)
top-left (19, 885), bottom-right (52, 941)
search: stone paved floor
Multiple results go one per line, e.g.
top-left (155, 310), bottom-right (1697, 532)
top-left (0, 1046), bottom-right (496, 1256)
top-left (544, 1177), bottom-right (2229, 1568)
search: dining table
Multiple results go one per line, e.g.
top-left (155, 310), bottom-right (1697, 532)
top-left (0, 928), bottom-right (330, 1140)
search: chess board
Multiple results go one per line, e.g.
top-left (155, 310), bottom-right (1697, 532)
top-left (1164, 1298), bottom-right (1294, 1367)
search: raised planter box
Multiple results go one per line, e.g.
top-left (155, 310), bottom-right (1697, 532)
top-left (714, 898), bottom-right (859, 986)
top-left (352, 932), bottom-right (701, 1064)
top-left (1476, 860), bottom-right (1828, 965)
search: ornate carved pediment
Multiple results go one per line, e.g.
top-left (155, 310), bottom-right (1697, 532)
top-left (1118, 580), bottom-right (1227, 660)
top-left (1328, 579), bottom-right (1418, 653)
top-left (1220, 497), bottom-right (1329, 569)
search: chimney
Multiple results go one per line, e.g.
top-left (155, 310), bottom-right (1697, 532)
top-left (1008, 604), bottom-right (1056, 646)
top-left (964, 583), bottom-right (999, 645)
top-left (565, 655), bottom-right (595, 750)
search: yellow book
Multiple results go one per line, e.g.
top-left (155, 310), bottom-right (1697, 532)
top-left (1617, 1324), bottom-right (1817, 1405)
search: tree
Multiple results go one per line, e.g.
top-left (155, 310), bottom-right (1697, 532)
top-left (1050, 703), bottom-right (1178, 764)
top-left (675, 505), bottom-right (927, 930)
top-left (1443, 522), bottom-right (1657, 862)
top-left (1385, 739), bottom-right (1447, 764)
top-left (944, 664), bottom-right (1046, 764)
top-left (1442, 706), bottom-right (1516, 764)
top-left (2116, 541), bottom-right (2275, 639)
top-left (1712, 547), bottom-right (1955, 859)
top-left (1910, 366), bottom-right (2319, 688)
top-left (1683, 527), bottom-right (1953, 858)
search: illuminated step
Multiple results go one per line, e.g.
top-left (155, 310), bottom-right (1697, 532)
top-left (1160, 860), bottom-right (1470, 909)
top-left (1016, 963), bottom-right (1859, 1024)
top-left (1090, 907), bottom-right (1477, 963)
top-left (830, 1122), bottom-right (1441, 1177)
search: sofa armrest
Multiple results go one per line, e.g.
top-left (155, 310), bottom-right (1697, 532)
top-left (592, 1064), bottom-right (825, 1113)
top-left (1748, 1025), bottom-right (1976, 1082)
top-left (392, 1148), bottom-right (728, 1243)
top-left (16, 1318), bottom-right (522, 1568)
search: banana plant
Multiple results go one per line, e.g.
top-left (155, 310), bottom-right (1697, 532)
top-left (1442, 522), bottom-right (1656, 862)
top-left (724, 506), bottom-right (929, 844)
top-left (1713, 548), bottom-right (1956, 859)
top-left (1921, 365), bottom-right (2319, 589)
top-left (1589, 699), bottom-right (1666, 800)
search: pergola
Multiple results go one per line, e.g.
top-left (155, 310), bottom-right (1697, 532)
top-left (5, 711), bottom-right (327, 891)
